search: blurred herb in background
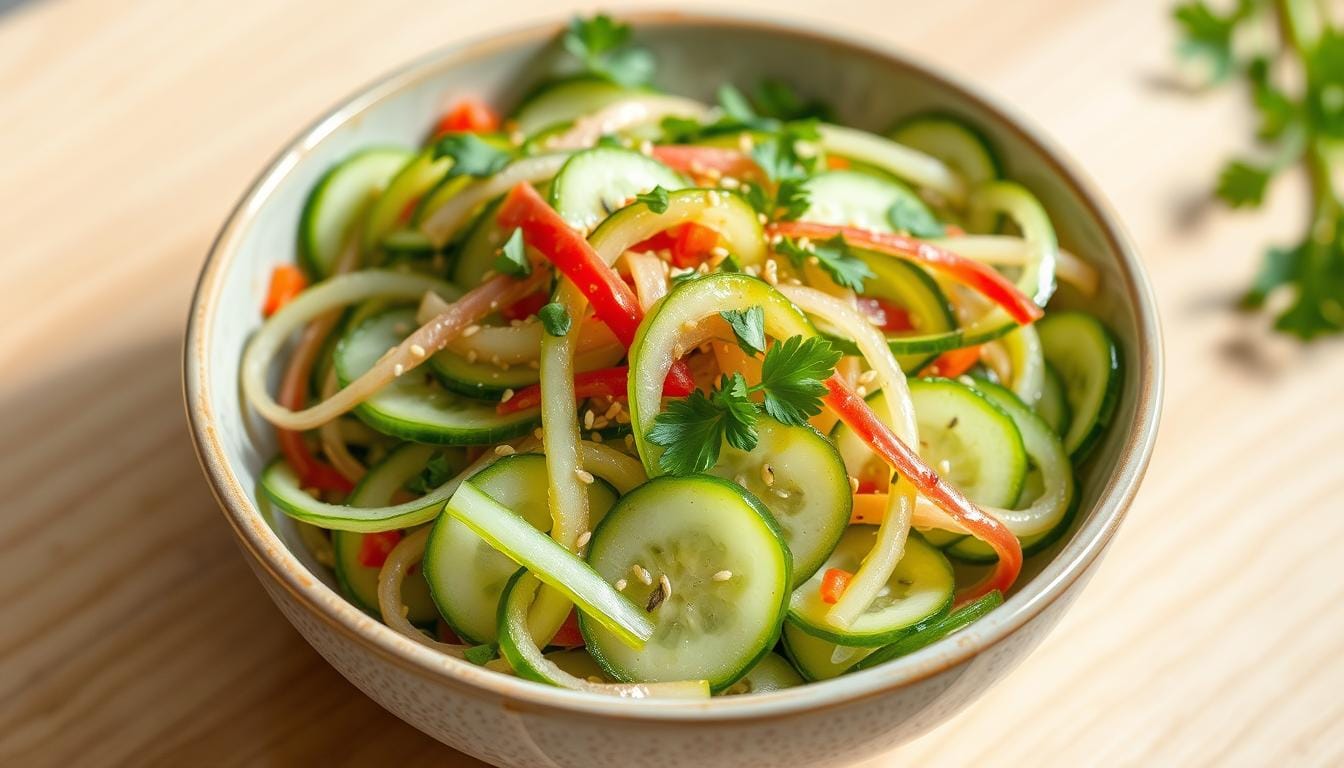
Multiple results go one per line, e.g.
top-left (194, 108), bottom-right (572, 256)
top-left (1175, 0), bottom-right (1344, 337)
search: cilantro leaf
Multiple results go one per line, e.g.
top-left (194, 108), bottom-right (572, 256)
top-left (635, 185), bottom-right (670, 214)
top-left (463, 644), bottom-right (497, 666)
top-left (406, 451), bottom-right (463, 494)
top-left (713, 373), bottom-right (759, 452)
top-left (719, 306), bottom-right (766, 355)
top-left (1172, 0), bottom-right (1247, 81)
top-left (887, 197), bottom-right (946, 238)
top-left (562, 14), bottom-right (655, 86)
top-left (647, 390), bottom-right (736, 474)
top-left (1215, 159), bottom-right (1272, 208)
top-left (774, 178), bottom-right (811, 221)
top-left (717, 84), bottom-right (758, 124)
top-left (775, 235), bottom-right (875, 291)
top-left (539, 302), bottom-right (571, 336)
top-left (757, 336), bottom-right (842, 426)
top-left (492, 228), bottom-right (531, 278)
top-left (751, 121), bottom-right (821, 182)
top-left (753, 79), bottom-right (833, 122)
top-left (1241, 244), bottom-right (1303, 309)
top-left (434, 133), bottom-right (513, 179)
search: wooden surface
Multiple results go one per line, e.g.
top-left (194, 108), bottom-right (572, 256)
top-left (2, 0), bottom-right (1342, 765)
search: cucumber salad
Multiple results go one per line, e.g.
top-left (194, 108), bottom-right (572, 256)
top-left (243, 15), bottom-right (1121, 698)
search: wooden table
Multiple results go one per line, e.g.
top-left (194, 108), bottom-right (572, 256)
top-left (3, 0), bottom-right (1341, 764)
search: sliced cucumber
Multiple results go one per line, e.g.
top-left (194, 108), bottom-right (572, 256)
top-left (410, 175), bottom-right (473, 226)
top-left (548, 147), bottom-right (686, 233)
top-left (789, 528), bottom-right (953, 646)
top-left (332, 444), bottom-right (445, 624)
top-left (1037, 311), bottom-right (1122, 459)
top-left (1037, 362), bottom-right (1073, 438)
top-left (512, 77), bottom-right (643, 136)
top-left (334, 307), bottom-right (540, 444)
top-left (424, 453), bottom-right (618, 644)
top-left (888, 114), bottom-right (1001, 191)
top-left (448, 196), bottom-right (508, 287)
top-left (720, 652), bottom-right (805, 695)
top-left (801, 169), bottom-right (937, 234)
top-left (581, 475), bottom-right (791, 692)
top-left (830, 381), bottom-right (1028, 508)
top-left (944, 378), bottom-right (1077, 563)
top-left (781, 621), bottom-right (876, 681)
top-left (851, 590), bottom-right (1004, 672)
top-left (363, 149), bottom-right (451, 255)
top-left (856, 252), bottom-right (957, 368)
top-left (544, 648), bottom-right (612, 681)
top-left (299, 148), bottom-right (413, 277)
top-left (708, 420), bottom-right (850, 587)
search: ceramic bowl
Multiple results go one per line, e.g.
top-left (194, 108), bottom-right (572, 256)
top-left (184, 11), bottom-right (1162, 768)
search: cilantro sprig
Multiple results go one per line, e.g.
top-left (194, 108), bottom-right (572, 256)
top-left (492, 228), bottom-right (530, 278)
top-left (1174, 0), bottom-right (1344, 337)
top-left (433, 133), bottom-right (514, 180)
top-left (648, 332), bottom-right (841, 474)
top-left (775, 235), bottom-right (875, 292)
top-left (562, 14), bottom-right (655, 87)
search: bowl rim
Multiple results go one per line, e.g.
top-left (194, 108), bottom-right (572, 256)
top-left (184, 8), bottom-right (1163, 723)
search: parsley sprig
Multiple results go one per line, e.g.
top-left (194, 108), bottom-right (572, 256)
top-left (1174, 0), bottom-right (1344, 337)
top-left (648, 331), bottom-right (841, 475)
top-left (774, 235), bottom-right (875, 292)
top-left (562, 14), bottom-right (655, 87)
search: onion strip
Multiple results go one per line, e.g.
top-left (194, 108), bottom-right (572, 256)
top-left (817, 123), bottom-right (966, 205)
top-left (420, 154), bottom-right (571, 246)
top-left (378, 527), bottom-right (469, 658)
top-left (544, 96), bottom-right (710, 150)
top-left (928, 235), bottom-right (1098, 297)
top-left (624, 250), bottom-right (670, 311)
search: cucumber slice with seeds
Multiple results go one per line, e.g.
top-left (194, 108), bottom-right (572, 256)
top-left (1037, 362), bottom-right (1073, 438)
top-left (707, 420), bottom-right (850, 587)
top-left (299, 148), bottom-right (413, 277)
top-left (512, 77), bottom-right (644, 136)
top-left (334, 307), bottom-right (540, 444)
top-left (788, 528), bottom-right (953, 646)
top-left (1037, 311), bottom-right (1122, 460)
top-left (548, 147), bottom-right (686, 233)
top-left (782, 621), bottom-right (876, 681)
top-left (581, 475), bottom-right (791, 692)
top-left (424, 453), bottom-right (619, 644)
top-left (801, 169), bottom-right (937, 235)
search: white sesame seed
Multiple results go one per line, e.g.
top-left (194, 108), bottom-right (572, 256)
top-left (462, 324), bottom-right (481, 337)
top-left (763, 259), bottom-right (778, 285)
top-left (720, 176), bottom-right (740, 189)
top-left (615, 578), bottom-right (628, 591)
top-left (632, 564), bottom-right (653, 585)
top-left (760, 463), bottom-right (775, 486)
top-left (738, 134), bottom-right (754, 152)
top-left (858, 369), bottom-right (878, 385)
top-left (409, 343), bottom-right (427, 358)
top-left (938, 459), bottom-right (952, 474)
top-left (500, 388), bottom-right (515, 403)
top-left (771, 487), bottom-right (791, 499)
top-left (659, 573), bottom-right (673, 601)
top-left (577, 531), bottom-right (592, 548)
top-left (616, 411), bottom-right (630, 425)
top-left (710, 246), bottom-right (730, 260)
top-left (590, 431), bottom-right (603, 443)
top-left (583, 410), bottom-right (595, 430)
top-left (712, 570), bottom-right (733, 582)
top-left (707, 190), bottom-right (722, 206)
top-left (592, 417), bottom-right (610, 430)
top-left (604, 402), bottom-right (623, 420)
top-left (757, 212), bottom-right (769, 225)
top-left (624, 434), bottom-right (635, 449)
top-left (393, 363), bottom-right (405, 377)
top-left (494, 444), bottom-right (516, 456)
top-left (638, 139), bottom-right (653, 156)
top-left (856, 385), bottom-right (868, 397)
top-left (849, 475), bottom-right (860, 494)
top-left (575, 469), bottom-right (595, 485)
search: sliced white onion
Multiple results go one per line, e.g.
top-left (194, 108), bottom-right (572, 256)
top-left (318, 366), bottom-right (366, 482)
top-left (377, 527), bottom-right (469, 658)
top-left (624, 250), bottom-right (669, 311)
top-left (420, 154), bottom-right (571, 246)
top-left (545, 96), bottom-right (711, 150)
top-left (817, 124), bottom-right (966, 205)
top-left (927, 235), bottom-right (1097, 296)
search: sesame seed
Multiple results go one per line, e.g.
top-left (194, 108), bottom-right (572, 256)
top-left (624, 434), bottom-right (635, 449)
top-left (659, 573), bottom-right (673, 600)
top-left (760, 463), bottom-right (775, 486)
top-left (616, 411), bottom-right (630, 425)
top-left (615, 578), bottom-right (628, 591)
top-left (632, 564), bottom-right (653, 585)
top-left (604, 402), bottom-right (622, 420)
top-left (592, 417), bottom-right (610, 430)
top-left (638, 139), bottom-right (653, 156)
top-left (500, 388), bottom-right (515, 403)
top-left (494, 444), bottom-right (515, 456)
top-left (858, 369), bottom-right (878, 385)
top-left (710, 246), bottom-right (730, 260)
top-left (721, 176), bottom-right (741, 189)
top-left (533, 427), bottom-right (545, 439)
top-left (849, 475), bottom-right (860, 494)
top-left (590, 431), bottom-right (603, 443)
top-left (409, 343), bottom-right (427, 358)
top-left (757, 212), bottom-right (769, 225)
top-left (738, 134), bottom-right (755, 152)
top-left (577, 531), bottom-right (592, 548)
top-left (938, 459), bottom-right (952, 474)
top-left (712, 570), bottom-right (733, 582)
top-left (707, 190), bottom-right (722, 206)
top-left (763, 259), bottom-right (778, 285)
top-left (583, 410), bottom-right (595, 430)
top-left (587, 675), bottom-right (605, 684)
top-left (462, 325), bottom-right (481, 337)
top-left (575, 469), bottom-right (595, 485)
top-left (393, 363), bottom-right (405, 376)
top-left (856, 385), bottom-right (868, 397)
top-left (771, 487), bottom-right (791, 499)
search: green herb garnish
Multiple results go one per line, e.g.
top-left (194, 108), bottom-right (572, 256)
top-left (887, 197), bottom-right (946, 238)
top-left (719, 306), bottom-right (766, 355)
top-left (539, 302), bottom-right (571, 336)
top-left (775, 235), bottom-right (875, 292)
top-left (562, 14), bottom-right (655, 87)
top-left (635, 185), bottom-right (670, 214)
top-left (492, 228), bottom-right (531, 278)
top-left (433, 133), bottom-right (514, 179)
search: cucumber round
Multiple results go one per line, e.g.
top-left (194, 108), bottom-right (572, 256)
top-left (781, 620), bottom-right (876, 681)
top-left (830, 381), bottom-right (1028, 508)
top-left (1037, 361), bottom-right (1073, 438)
top-left (299, 147), bottom-right (413, 277)
top-left (855, 251), bottom-right (958, 368)
top-left (801, 169), bottom-right (937, 235)
top-left (512, 77), bottom-right (644, 137)
top-left (544, 648), bottom-right (612, 681)
top-left (707, 420), bottom-right (850, 587)
top-left (330, 443), bottom-right (452, 624)
top-left (851, 589), bottom-right (1004, 672)
top-left (333, 307), bottom-right (541, 444)
top-left (424, 453), bottom-right (618, 644)
top-left (548, 147), bottom-right (686, 233)
top-left (888, 114), bottom-right (1001, 190)
top-left (788, 527), bottom-right (953, 646)
top-left (1037, 311), bottom-right (1122, 460)
top-left (363, 149), bottom-right (451, 255)
top-left (720, 652), bottom-right (805, 695)
top-left (448, 196), bottom-right (508, 287)
top-left (580, 475), bottom-right (791, 692)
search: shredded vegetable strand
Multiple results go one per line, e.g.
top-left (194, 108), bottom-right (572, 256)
top-left (243, 270), bottom-right (545, 431)
top-left (625, 250), bottom-right (670, 311)
top-left (928, 235), bottom-right (1097, 297)
top-left (776, 284), bottom-right (919, 627)
top-left (546, 96), bottom-right (710, 150)
top-left (817, 123), bottom-right (966, 204)
top-left (1000, 323), bottom-right (1045, 407)
top-left (318, 366), bottom-right (367, 483)
top-left (578, 440), bottom-right (648, 493)
top-left (420, 153), bottom-right (571, 246)
top-left (377, 527), bottom-right (469, 657)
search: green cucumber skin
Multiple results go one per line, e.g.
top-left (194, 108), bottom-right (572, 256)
top-left (298, 147), bottom-right (412, 277)
top-left (1037, 312), bottom-right (1123, 461)
top-left (1037, 362), bottom-right (1074, 438)
top-left (850, 590), bottom-right (1004, 672)
top-left (888, 112), bottom-right (1003, 182)
top-left (579, 475), bottom-right (792, 693)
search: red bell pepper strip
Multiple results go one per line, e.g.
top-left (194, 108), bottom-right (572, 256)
top-left (650, 145), bottom-right (761, 179)
top-left (821, 375), bottom-right (1021, 602)
top-left (768, 221), bottom-right (1044, 325)
top-left (495, 182), bottom-right (695, 392)
top-left (275, 328), bottom-right (354, 494)
top-left (820, 568), bottom-right (854, 604)
top-left (358, 530), bottom-right (404, 568)
top-left (855, 296), bottom-right (914, 333)
top-left (549, 609), bottom-right (586, 648)
top-left (631, 223), bottom-right (721, 269)
top-left (433, 97), bottom-right (500, 136)
top-left (263, 265), bottom-right (307, 317)
top-left (920, 345), bottom-right (983, 378)
top-left (501, 289), bottom-right (549, 322)
top-left (498, 365), bottom-right (694, 415)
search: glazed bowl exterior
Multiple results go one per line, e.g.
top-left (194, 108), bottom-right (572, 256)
top-left (184, 11), bottom-right (1162, 768)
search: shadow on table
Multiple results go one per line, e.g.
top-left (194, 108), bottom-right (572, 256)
top-left (0, 336), bottom-right (486, 767)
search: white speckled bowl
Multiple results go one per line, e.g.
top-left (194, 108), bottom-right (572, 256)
top-left (184, 11), bottom-right (1162, 768)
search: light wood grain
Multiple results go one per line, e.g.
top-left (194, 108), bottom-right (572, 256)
top-left (2, 0), bottom-right (1342, 765)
